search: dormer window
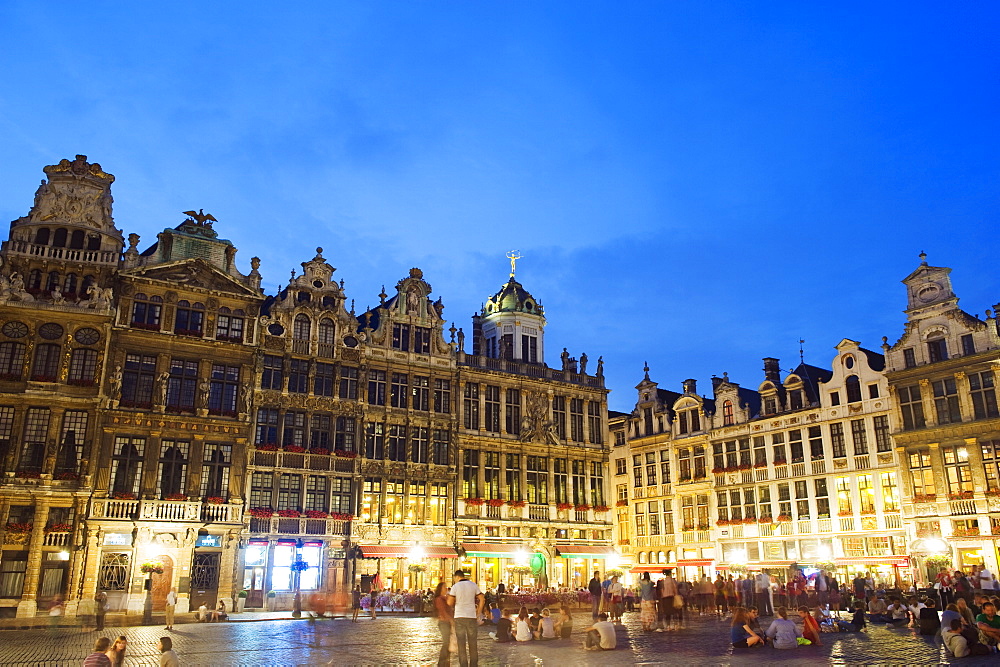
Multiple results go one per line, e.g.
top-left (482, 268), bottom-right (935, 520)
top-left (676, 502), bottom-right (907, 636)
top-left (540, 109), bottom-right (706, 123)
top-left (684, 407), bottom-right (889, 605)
top-left (763, 396), bottom-right (777, 416)
top-left (927, 337), bottom-right (948, 363)
top-left (293, 314), bottom-right (311, 340)
top-left (678, 408), bottom-right (700, 434)
top-left (392, 323), bottom-right (410, 351)
top-left (788, 390), bottom-right (803, 410)
top-left (722, 400), bottom-right (734, 426)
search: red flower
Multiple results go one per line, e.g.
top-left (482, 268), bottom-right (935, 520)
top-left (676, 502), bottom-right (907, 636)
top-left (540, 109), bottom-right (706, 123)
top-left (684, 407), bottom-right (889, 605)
top-left (508, 500), bottom-right (526, 508)
top-left (464, 497), bottom-right (484, 506)
top-left (593, 505), bottom-right (610, 513)
top-left (45, 523), bottom-right (73, 533)
top-left (164, 493), bottom-right (186, 501)
top-left (283, 445), bottom-right (306, 454)
top-left (205, 496), bottom-right (225, 505)
top-left (330, 512), bottom-right (355, 521)
top-left (112, 491), bottom-right (137, 500)
top-left (486, 499), bottom-right (505, 507)
top-left (276, 509), bottom-right (301, 518)
top-left (249, 507), bottom-right (274, 518)
top-left (256, 444), bottom-right (278, 452)
top-left (574, 504), bottom-right (591, 511)
top-left (310, 448), bottom-right (331, 456)
top-left (334, 450), bottom-right (358, 459)
top-left (304, 510), bottom-right (329, 519)
top-left (615, 499), bottom-right (629, 507)
top-left (556, 503), bottom-right (573, 510)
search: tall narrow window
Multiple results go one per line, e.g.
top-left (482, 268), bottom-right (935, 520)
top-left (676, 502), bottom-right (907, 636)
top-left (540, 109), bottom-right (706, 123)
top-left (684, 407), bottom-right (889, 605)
top-left (413, 327), bottom-right (430, 354)
top-left (521, 335), bottom-right (538, 363)
top-left (970, 371), bottom-right (999, 420)
top-left (367, 370), bottom-right (386, 406)
top-left (310, 414), bottom-right (331, 450)
top-left (390, 373), bottom-right (408, 409)
top-left (829, 423), bottom-right (846, 458)
top-left (293, 314), bottom-right (311, 341)
top-left (909, 449), bottom-right (935, 498)
top-left (845, 376), bottom-right (862, 403)
top-left (961, 334), bottom-right (976, 356)
top-left (484, 385), bottom-right (501, 433)
top-left (364, 422), bottom-right (384, 459)
top-left (174, 301), bottom-right (204, 336)
top-left (208, 364), bottom-right (239, 415)
top-left (526, 456), bottom-right (548, 504)
top-left (249, 472), bottom-right (274, 509)
top-left (18, 407), bottom-right (50, 472)
top-left (505, 454), bottom-right (521, 500)
top-left (429, 483), bottom-right (448, 524)
top-left (788, 429), bottom-right (804, 463)
top-left (215, 308), bottom-right (244, 342)
top-left (0, 342), bottom-right (25, 380)
top-left (837, 478), bottom-right (854, 514)
top-left (432, 429), bottom-right (449, 465)
top-left (899, 385), bottom-right (925, 430)
top-left (282, 412), bottom-right (306, 447)
top-left (433, 379), bottom-right (451, 413)
top-left (722, 401), bottom-right (734, 426)
top-left (387, 425), bottom-right (406, 461)
top-left (31, 344), bottom-right (60, 382)
top-left (927, 337), bottom-right (948, 363)
top-left (261, 355), bottom-right (283, 390)
top-left (569, 398), bottom-right (584, 442)
top-left (484, 451), bottom-right (501, 499)
top-left (255, 408), bottom-right (278, 445)
top-left (850, 419), bottom-right (868, 455)
top-left (305, 476), bottom-right (329, 512)
top-left (903, 348), bottom-right (916, 368)
top-left (56, 410), bottom-right (87, 474)
top-left (157, 440), bottom-right (189, 498)
top-left (462, 449), bottom-right (479, 498)
top-left (933, 378), bottom-right (962, 424)
top-left (411, 376), bottom-right (429, 411)
top-left (556, 459), bottom-right (571, 504)
top-left (288, 359), bottom-right (309, 394)
top-left (880, 472), bottom-right (899, 512)
top-left (330, 477), bottom-right (352, 514)
top-left (552, 397), bottom-right (566, 439)
top-left (505, 389), bottom-right (521, 435)
top-left (411, 427), bottom-right (428, 464)
top-left (277, 474), bottom-right (302, 510)
top-left (335, 417), bottom-right (355, 452)
top-left (858, 475), bottom-right (875, 514)
top-left (590, 461), bottom-right (605, 505)
top-left (0, 407), bottom-right (15, 468)
top-left (314, 363), bottom-right (334, 397)
top-left (943, 445), bottom-right (972, 495)
top-left (68, 348), bottom-right (98, 385)
top-left (588, 401), bottom-right (602, 444)
top-left (339, 366), bottom-right (358, 399)
top-left (873, 416), bottom-right (891, 452)
top-left (463, 383), bottom-right (479, 429)
top-left (318, 318), bottom-right (335, 347)
top-left (110, 436), bottom-right (144, 496)
top-left (391, 323), bottom-right (410, 351)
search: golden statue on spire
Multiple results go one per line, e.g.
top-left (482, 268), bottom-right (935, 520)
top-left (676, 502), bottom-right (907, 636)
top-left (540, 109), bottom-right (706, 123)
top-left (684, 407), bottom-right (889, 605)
top-left (506, 250), bottom-right (522, 278)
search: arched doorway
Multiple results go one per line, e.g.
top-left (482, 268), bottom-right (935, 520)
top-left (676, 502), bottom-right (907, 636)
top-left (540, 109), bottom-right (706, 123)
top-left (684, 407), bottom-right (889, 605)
top-left (150, 554), bottom-right (174, 611)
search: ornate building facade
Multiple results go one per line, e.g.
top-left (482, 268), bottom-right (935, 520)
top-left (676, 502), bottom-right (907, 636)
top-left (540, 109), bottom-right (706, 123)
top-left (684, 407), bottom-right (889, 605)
top-left (0, 156), bottom-right (612, 618)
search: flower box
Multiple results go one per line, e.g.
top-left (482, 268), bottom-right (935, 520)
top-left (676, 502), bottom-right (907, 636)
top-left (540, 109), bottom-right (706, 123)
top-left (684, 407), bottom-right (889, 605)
top-left (696, 523), bottom-right (710, 531)
top-left (912, 494), bottom-right (937, 503)
top-left (759, 516), bottom-right (773, 524)
top-left (333, 450), bottom-right (358, 459)
top-left (30, 375), bottom-right (58, 383)
top-left (310, 448), bottom-right (331, 456)
top-left (556, 503), bottom-right (573, 510)
top-left (207, 409), bottom-right (238, 418)
top-left (716, 519), bottom-right (731, 526)
top-left (615, 499), bottom-right (628, 507)
top-left (112, 491), bottom-right (137, 500)
top-left (276, 509), bottom-right (301, 518)
top-left (15, 471), bottom-right (41, 479)
top-left (164, 493), bottom-right (186, 501)
top-left (486, 499), bottom-right (505, 507)
top-left (773, 459), bottom-right (787, 466)
top-left (775, 514), bottom-right (792, 523)
top-left (754, 462), bottom-right (768, 469)
top-left (45, 523), bottom-right (73, 533)
top-left (131, 321), bottom-right (160, 331)
top-left (54, 472), bottom-right (79, 480)
top-left (593, 505), bottom-right (610, 513)
top-left (574, 504), bottom-right (591, 511)
top-left (119, 399), bottom-right (153, 409)
top-left (284, 445), bottom-right (306, 454)
top-left (249, 507), bottom-right (274, 518)
top-left (330, 512), bottom-right (354, 521)
top-left (464, 497), bottom-right (484, 506)
top-left (838, 510), bottom-right (853, 517)
top-left (304, 510), bottom-right (329, 519)
top-left (743, 517), bottom-right (757, 524)
top-left (711, 467), bottom-right (725, 474)
top-left (205, 496), bottom-right (225, 505)
top-left (508, 500), bottom-right (526, 508)
top-left (140, 561), bottom-right (165, 575)
top-left (949, 492), bottom-right (974, 501)
top-left (256, 444), bottom-right (279, 452)
top-left (5, 522), bottom-right (32, 534)
top-left (678, 475), bottom-right (692, 482)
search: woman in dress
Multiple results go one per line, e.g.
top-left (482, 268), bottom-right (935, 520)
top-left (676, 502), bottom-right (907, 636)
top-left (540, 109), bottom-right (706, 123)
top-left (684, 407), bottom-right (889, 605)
top-left (639, 572), bottom-right (657, 631)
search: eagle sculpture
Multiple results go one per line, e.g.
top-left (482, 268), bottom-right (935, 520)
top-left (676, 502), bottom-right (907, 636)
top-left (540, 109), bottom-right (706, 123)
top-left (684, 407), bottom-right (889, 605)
top-left (183, 209), bottom-right (218, 225)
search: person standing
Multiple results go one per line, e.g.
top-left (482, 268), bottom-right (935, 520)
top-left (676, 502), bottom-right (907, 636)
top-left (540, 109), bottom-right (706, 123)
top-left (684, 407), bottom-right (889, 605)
top-left (84, 637), bottom-right (112, 667)
top-left (433, 581), bottom-right (453, 667)
top-left (978, 566), bottom-right (994, 593)
top-left (638, 572), bottom-right (657, 631)
top-left (755, 570), bottom-right (772, 616)
top-left (607, 575), bottom-right (624, 623)
top-left (815, 570), bottom-right (829, 607)
top-left (936, 567), bottom-right (954, 607)
top-left (588, 571), bottom-right (602, 620)
top-left (656, 569), bottom-right (678, 631)
top-left (352, 585), bottom-right (362, 622)
top-left (448, 569), bottom-right (485, 667)
top-left (95, 591), bottom-right (108, 631)
top-left (164, 588), bottom-right (177, 630)
top-left (157, 637), bottom-right (179, 667)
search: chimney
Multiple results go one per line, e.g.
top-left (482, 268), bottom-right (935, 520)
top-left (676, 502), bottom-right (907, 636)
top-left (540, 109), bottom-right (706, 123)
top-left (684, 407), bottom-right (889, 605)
top-left (762, 358), bottom-right (781, 383)
top-left (711, 375), bottom-right (723, 391)
top-left (682, 378), bottom-right (697, 394)
top-left (471, 314), bottom-right (483, 356)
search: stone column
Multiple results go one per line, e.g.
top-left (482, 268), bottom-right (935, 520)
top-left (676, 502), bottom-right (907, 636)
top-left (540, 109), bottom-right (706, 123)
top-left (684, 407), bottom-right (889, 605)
top-left (954, 372), bottom-right (974, 423)
top-left (15, 499), bottom-right (50, 617)
top-left (42, 407), bottom-right (65, 476)
top-left (142, 432), bottom-right (162, 499)
top-left (76, 527), bottom-right (104, 607)
top-left (919, 379), bottom-right (936, 428)
top-left (188, 435), bottom-right (206, 498)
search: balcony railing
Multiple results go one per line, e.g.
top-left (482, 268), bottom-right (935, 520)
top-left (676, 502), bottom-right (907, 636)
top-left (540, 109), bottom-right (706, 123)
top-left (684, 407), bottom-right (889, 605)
top-left (251, 449), bottom-right (358, 473)
top-left (90, 498), bottom-right (242, 523)
top-left (6, 239), bottom-right (119, 265)
top-left (248, 516), bottom-right (350, 536)
top-left (43, 532), bottom-right (71, 547)
top-left (884, 513), bottom-right (902, 529)
top-left (529, 505), bottom-right (550, 521)
top-left (575, 510), bottom-right (589, 522)
top-left (951, 500), bottom-right (977, 516)
top-left (461, 354), bottom-right (605, 388)
top-left (854, 455), bottom-right (871, 470)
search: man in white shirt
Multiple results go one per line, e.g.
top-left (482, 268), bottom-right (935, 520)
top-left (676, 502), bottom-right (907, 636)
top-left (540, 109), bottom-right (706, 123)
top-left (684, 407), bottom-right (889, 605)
top-left (979, 567), bottom-right (994, 592)
top-left (449, 569), bottom-right (485, 667)
top-left (583, 612), bottom-right (617, 650)
top-left (755, 571), bottom-right (773, 616)
top-left (165, 588), bottom-right (177, 630)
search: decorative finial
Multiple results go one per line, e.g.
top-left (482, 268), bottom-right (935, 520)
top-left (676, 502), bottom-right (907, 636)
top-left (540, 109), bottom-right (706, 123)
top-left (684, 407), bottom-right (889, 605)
top-left (290, 269), bottom-right (296, 281)
top-left (919, 251), bottom-right (927, 264)
top-left (722, 371), bottom-right (729, 383)
top-left (340, 279), bottom-right (345, 289)
top-left (643, 361), bottom-right (650, 381)
top-left (317, 247), bottom-right (323, 255)
top-left (506, 250), bottom-right (522, 278)
top-left (449, 322), bottom-right (457, 342)
top-left (379, 286), bottom-right (387, 305)
top-left (799, 338), bottom-right (805, 364)
top-left (350, 299), bottom-right (355, 316)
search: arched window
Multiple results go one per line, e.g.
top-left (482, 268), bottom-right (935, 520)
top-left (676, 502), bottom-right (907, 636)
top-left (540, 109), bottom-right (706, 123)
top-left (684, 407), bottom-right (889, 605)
top-left (28, 269), bottom-right (42, 290)
top-left (31, 343), bottom-right (61, 381)
top-left (293, 314), bottom-right (311, 340)
top-left (318, 318), bottom-right (335, 344)
top-left (69, 230), bottom-right (85, 249)
top-left (723, 400), bottom-right (734, 426)
top-left (638, 552), bottom-right (648, 564)
top-left (63, 273), bottom-right (78, 295)
top-left (131, 293), bottom-right (162, 329)
top-left (174, 300), bottom-right (204, 336)
top-left (46, 271), bottom-right (60, 292)
top-left (845, 375), bottom-right (862, 403)
top-left (86, 234), bottom-right (101, 251)
top-left (52, 228), bottom-right (67, 248)
top-left (34, 228), bottom-right (50, 245)
top-left (658, 551), bottom-right (667, 564)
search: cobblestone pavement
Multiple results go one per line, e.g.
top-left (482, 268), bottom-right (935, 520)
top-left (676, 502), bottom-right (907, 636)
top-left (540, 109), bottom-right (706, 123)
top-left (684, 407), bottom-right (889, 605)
top-left (0, 609), bottom-right (989, 665)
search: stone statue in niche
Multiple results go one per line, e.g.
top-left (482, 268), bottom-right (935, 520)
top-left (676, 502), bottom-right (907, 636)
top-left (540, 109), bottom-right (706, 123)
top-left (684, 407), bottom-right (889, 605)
top-left (198, 379), bottom-right (211, 407)
top-left (156, 372), bottom-right (170, 407)
top-left (406, 287), bottom-right (420, 315)
top-left (5, 273), bottom-right (33, 302)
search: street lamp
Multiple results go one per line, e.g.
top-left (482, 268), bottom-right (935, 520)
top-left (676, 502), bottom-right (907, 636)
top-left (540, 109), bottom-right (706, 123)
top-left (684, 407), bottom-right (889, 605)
top-left (291, 539), bottom-right (309, 619)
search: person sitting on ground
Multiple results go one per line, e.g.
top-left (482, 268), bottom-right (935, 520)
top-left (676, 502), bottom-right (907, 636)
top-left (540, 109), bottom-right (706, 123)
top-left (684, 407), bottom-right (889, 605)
top-left (583, 612), bottom-right (617, 651)
top-left (944, 618), bottom-right (971, 658)
top-left (918, 598), bottom-right (940, 635)
top-left (536, 608), bottom-right (557, 640)
top-left (84, 637), bottom-right (112, 667)
top-left (515, 607), bottom-right (533, 642)
top-left (746, 606), bottom-right (767, 643)
top-left (956, 597), bottom-right (977, 627)
top-left (197, 604), bottom-right (209, 622)
top-left (528, 608), bottom-right (542, 635)
top-left (799, 606), bottom-right (822, 646)
top-left (555, 605), bottom-right (574, 638)
top-left (765, 606), bottom-right (802, 649)
top-left (867, 595), bottom-right (890, 624)
top-left (836, 603), bottom-right (865, 632)
top-left (157, 637), bottom-right (180, 667)
top-left (489, 609), bottom-right (514, 642)
top-left (906, 596), bottom-right (925, 627)
top-left (730, 607), bottom-right (764, 648)
top-left (976, 601), bottom-right (1000, 646)
top-left (885, 597), bottom-right (908, 627)
top-left (940, 603), bottom-right (963, 639)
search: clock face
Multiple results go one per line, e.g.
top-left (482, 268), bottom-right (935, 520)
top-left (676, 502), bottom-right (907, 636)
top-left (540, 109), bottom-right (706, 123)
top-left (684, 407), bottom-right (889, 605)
top-left (1, 321), bottom-right (28, 338)
top-left (74, 328), bottom-right (101, 345)
top-left (917, 283), bottom-right (941, 303)
top-left (38, 323), bottom-right (64, 340)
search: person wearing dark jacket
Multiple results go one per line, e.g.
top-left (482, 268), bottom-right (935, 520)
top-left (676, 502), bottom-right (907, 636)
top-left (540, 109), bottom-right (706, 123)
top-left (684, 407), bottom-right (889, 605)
top-left (918, 599), bottom-right (941, 635)
top-left (588, 572), bottom-right (603, 619)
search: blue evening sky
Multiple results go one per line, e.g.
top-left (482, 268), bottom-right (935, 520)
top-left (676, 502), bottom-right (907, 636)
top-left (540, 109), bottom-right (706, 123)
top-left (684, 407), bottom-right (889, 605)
top-left (1, 2), bottom-right (997, 412)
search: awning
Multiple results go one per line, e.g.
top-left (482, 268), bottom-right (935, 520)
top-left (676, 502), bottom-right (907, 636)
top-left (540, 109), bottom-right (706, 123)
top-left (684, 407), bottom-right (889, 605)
top-left (836, 556), bottom-right (910, 567)
top-left (555, 545), bottom-right (618, 558)
top-left (358, 544), bottom-right (458, 559)
top-left (461, 543), bottom-right (530, 558)
top-left (677, 559), bottom-right (713, 567)
top-left (630, 564), bottom-right (678, 573)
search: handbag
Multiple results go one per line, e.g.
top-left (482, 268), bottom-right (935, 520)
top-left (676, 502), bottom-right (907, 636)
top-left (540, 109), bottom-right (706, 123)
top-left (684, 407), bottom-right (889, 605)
top-left (673, 594), bottom-right (684, 609)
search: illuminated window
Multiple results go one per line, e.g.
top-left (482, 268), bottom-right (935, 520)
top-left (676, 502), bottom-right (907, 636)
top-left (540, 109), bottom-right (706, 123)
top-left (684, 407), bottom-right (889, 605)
top-left (943, 445), bottom-right (972, 494)
top-left (880, 472), bottom-right (899, 512)
top-left (857, 475), bottom-right (875, 514)
top-left (909, 449), bottom-right (935, 497)
top-left (836, 477), bottom-right (852, 515)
